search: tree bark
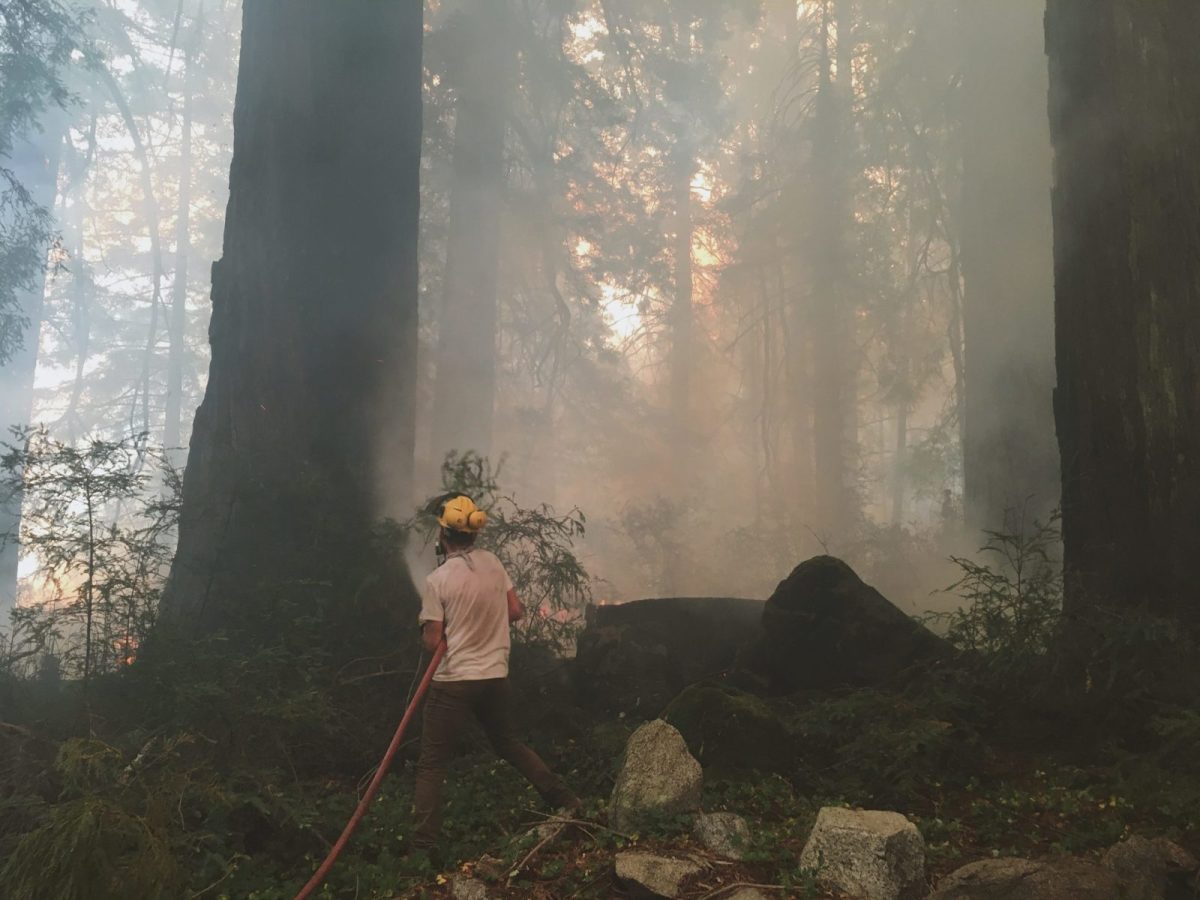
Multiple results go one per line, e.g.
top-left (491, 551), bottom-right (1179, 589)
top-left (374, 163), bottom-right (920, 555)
top-left (430, 2), bottom-right (515, 463)
top-left (1046, 0), bottom-right (1200, 631)
top-left (0, 119), bottom-right (64, 616)
top-left (959, 0), bottom-right (1058, 535)
top-left (160, 0), bottom-right (423, 634)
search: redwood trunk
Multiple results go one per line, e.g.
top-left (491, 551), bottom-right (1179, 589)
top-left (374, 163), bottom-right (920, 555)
top-left (160, 0), bottom-right (423, 633)
top-left (1046, 1), bottom-right (1200, 631)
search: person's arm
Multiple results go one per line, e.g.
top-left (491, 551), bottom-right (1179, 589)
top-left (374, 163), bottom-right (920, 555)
top-left (422, 619), bottom-right (445, 654)
top-left (507, 587), bottom-right (524, 623)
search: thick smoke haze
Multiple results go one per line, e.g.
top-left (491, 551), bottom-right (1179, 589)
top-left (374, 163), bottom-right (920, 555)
top-left (10, 0), bottom-right (1057, 621)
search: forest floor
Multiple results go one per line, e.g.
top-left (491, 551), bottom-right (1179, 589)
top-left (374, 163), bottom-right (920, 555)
top-left (4, 627), bottom-right (1199, 899)
top-left (264, 680), bottom-right (1200, 899)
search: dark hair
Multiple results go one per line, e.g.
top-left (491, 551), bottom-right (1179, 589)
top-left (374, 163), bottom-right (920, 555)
top-left (440, 527), bottom-right (477, 549)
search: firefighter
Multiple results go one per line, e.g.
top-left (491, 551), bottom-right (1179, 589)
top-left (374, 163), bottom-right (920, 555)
top-left (412, 495), bottom-right (580, 854)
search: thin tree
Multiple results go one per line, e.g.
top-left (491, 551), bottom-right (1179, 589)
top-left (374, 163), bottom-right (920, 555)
top-left (430, 1), bottom-right (516, 462)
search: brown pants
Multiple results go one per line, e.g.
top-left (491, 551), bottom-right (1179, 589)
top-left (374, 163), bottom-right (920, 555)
top-left (413, 677), bottom-right (572, 846)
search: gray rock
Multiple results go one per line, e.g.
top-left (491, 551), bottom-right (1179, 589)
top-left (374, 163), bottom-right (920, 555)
top-left (693, 811), bottom-right (752, 860)
top-left (799, 807), bottom-right (926, 900)
top-left (610, 720), bottom-right (703, 831)
top-left (1103, 834), bottom-right (1199, 900)
top-left (727, 890), bottom-right (771, 900)
top-left (614, 851), bottom-right (704, 898)
top-left (450, 874), bottom-right (489, 900)
top-left (930, 857), bottom-right (1121, 899)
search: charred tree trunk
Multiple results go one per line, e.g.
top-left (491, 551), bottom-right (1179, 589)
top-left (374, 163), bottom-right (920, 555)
top-left (959, 0), bottom-right (1058, 535)
top-left (160, 0), bottom-right (423, 634)
top-left (1047, 1), bottom-right (1200, 636)
top-left (0, 120), bottom-right (64, 616)
top-left (430, 2), bottom-right (514, 463)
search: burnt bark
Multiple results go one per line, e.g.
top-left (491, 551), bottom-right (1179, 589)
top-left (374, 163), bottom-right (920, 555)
top-left (1046, 1), bottom-right (1200, 631)
top-left (430, 2), bottom-right (515, 462)
top-left (160, 0), bottom-right (423, 634)
top-left (958, 0), bottom-right (1058, 534)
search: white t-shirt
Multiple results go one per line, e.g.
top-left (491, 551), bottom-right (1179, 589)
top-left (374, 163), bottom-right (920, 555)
top-left (420, 548), bottom-right (514, 682)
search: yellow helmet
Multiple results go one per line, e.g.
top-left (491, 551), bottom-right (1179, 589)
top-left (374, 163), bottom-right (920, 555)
top-left (436, 495), bottom-right (488, 534)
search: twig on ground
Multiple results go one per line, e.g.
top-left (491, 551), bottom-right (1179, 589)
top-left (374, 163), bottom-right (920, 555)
top-left (509, 819), bottom-right (566, 877)
top-left (521, 807), bottom-right (631, 839)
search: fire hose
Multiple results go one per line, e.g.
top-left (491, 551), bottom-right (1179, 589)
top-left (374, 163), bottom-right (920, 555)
top-left (295, 640), bottom-right (446, 900)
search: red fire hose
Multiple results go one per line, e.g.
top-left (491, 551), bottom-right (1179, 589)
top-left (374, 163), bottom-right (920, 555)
top-left (295, 641), bottom-right (446, 900)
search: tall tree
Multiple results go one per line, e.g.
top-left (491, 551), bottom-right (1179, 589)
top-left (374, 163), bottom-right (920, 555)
top-left (0, 0), bottom-right (79, 614)
top-left (958, 0), bottom-right (1058, 534)
top-left (163, 3), bottom-right (203, 461)
top-left (0, 121), bottom-right (64, 614)
top-left (430, 1), bottom-right (516, 462)
top-left (160, 0), bottom-right (423, 633)
top-left (807, 0), bottom-right (856, 538)
top-left (1046, 1), bottom-right (1200, 635)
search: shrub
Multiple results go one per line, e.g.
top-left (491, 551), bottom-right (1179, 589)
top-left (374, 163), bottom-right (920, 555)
top-left (406, 452), bottom-right (591, 652)
top-left (927, 510), bottom-right (1062, 678)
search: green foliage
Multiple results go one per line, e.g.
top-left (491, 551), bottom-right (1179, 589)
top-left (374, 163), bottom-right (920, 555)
top-left (0, 429), bottom-right (177, 683)
top-left (0, 735), bottom-right (224, 900)
top-left (788, 682), bottom-right (981, 808)
top-left (0, 0), bottom-right (85, 363)
top-left (928, 511), bottom-right (1063, 677)
top-left (409, 452), bottom-right (591, 651)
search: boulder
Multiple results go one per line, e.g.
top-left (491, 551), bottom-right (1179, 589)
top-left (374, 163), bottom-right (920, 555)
top-left (930, 857), bottom-right (1121, 899)
top-left (1103, 834), bottom-right (1200, 900)
top-left (762, 556), bottom-right (949, 690)
top-left (693, 811), bottom-right (752, 860)
top-left (727, 891), bottom-right (771, 900)
top-left (610, 720), bottom-right (703, 831)
top-left (799, 807), bottom-right (926, 900)
top-left (614, 851), bottom-right (704, 898)
top-left (575, 597), bottom-right (764, 715)
top-left (664, 682), bottom-right (793, 774)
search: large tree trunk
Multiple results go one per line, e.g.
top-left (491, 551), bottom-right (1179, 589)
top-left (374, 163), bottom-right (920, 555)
top-left (1046, 1), bottom-right (1200, 633)
top-left (160, 0), bottom-right (423, 634)
top-left (0, 121), bottom-right (64, 616)
top-left (958, 0), bottom-right (1058, 535)
top-left (430, 2), bottom-right (514, 463)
